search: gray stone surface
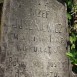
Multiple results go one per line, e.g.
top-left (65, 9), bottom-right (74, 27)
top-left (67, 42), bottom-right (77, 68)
top-left (1, 0), bottom-right (70, 77)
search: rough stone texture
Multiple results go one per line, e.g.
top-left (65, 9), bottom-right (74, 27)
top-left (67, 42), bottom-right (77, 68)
top-left (1, 0), bottom-right (70, 77)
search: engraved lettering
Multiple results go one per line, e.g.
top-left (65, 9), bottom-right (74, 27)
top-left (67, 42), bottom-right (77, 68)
top-left (46, 11), bottom-right (49, 18)
top-left (54, 72), bottom-right (58, 77)
top-left (55, 24), bottom-right (62, 33)
top-left (23, 44), bottom-right (27, 51)
top-left (34, 37), bottom-right (35, 41)
top-left (34, 47), bottom-right (37, 52)
top-left (50, 35), bottom-right (51, 42)
top-left (13, 61), bottom-right (17, 66)
top-left (16, 45), bottom-right (21, 51)
top-left (30, 9), bottom-right (50, 18)
top-left (42, 10), bottom-right (46, 18)
top-left (37, 9), bottom-right (41, 17)
top-left (14, 33), bottom-right (18, 40)
top-left (19, 20), bottom-right (22, 29)
top-left (47, 24), bottom-right (51, 32)
top-left (15, 69), bottom-right (20, 77)
top-left (9, 57), bottom-right (12, 62)
top-left (48, 46), bottom-right (51, 54)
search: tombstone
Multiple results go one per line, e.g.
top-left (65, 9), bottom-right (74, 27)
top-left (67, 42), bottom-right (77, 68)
top-left (0, 0), bottom-right (71, 77)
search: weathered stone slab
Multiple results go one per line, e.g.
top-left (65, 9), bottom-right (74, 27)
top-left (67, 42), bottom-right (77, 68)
top-left (1, 0), bottom-right (70, 77)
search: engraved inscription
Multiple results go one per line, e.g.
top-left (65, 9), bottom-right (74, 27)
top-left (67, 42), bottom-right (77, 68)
top-left (2, 0), bottom-right (69, 77)
top-left (55, 24), bottom-right (62, 33)
top-left (30, 8), bottom-right (50, 18)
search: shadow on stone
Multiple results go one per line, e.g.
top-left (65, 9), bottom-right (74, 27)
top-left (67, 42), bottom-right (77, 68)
top-left (57, 0), bottom-right (65, 5)
top-left (0, 66), bottom-right (4, 77)
top-left (72, 65), bottom-right (77, 74)
top-left (0, 46), bottom-right (6, 63)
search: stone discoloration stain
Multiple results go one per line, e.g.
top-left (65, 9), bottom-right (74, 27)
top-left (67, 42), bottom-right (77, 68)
top-left (0, 66), bottom-right (4, 77)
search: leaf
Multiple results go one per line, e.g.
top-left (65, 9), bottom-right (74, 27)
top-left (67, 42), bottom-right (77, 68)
top-left (67, 0), bottom-right (73, 8)
top-left (70, 48), bottom-right (76, 53)
top-left (70, 34), bottom-right (77, 44)
top-left (67, 13), bottom-right (72, 20)
top-left (74, 59), bottom-right (77, 65)
top-left (74, 24), bottom-right (77, 30)
top-left (71, 44), bottom-right (75, 49)
top-left (66, 52), bottom-right (74, 58)
top-left (70, 36), bottom-right (73, 43)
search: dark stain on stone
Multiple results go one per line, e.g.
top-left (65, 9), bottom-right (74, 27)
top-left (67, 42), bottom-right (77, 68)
top-left (38, 3), bottom-right (41, 5)
top-left (18, 4), bottom-right (21, 8)
top-left (0, 51), bottom-right (6, 63)
top-left (0, 46), bottom-right (6, 63)
top-left (0, 66), bottom-right (4, 77)
top-left (0, 43), bottom-right (7, 63)
top-left (0, 46), bottom-right (1, 54)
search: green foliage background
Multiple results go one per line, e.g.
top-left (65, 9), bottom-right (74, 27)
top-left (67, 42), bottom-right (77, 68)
top-left (65, 0), bottom-right (77, 73)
